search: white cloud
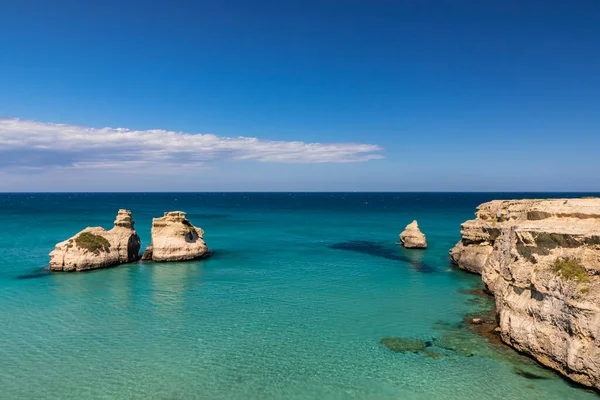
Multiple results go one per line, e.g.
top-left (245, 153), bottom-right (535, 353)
top-left (0, 119), bottom-right (384, 171)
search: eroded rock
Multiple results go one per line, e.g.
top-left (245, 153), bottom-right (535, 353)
top-left (141, 245), bottom-right (153, 260)
top-left (399, 220), bottom-right (427, 248)
top-left (49, 210), bottom-right (141, 272)
top-left (145, 211), bottom-right (210, 262)
top-left (450, 198), bottom-right (600, 390)
top-left (450, 241), bottom-right (493, 274)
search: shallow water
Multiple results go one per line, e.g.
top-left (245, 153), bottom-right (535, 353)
top-left (0, 193), bottom-right (597, 399)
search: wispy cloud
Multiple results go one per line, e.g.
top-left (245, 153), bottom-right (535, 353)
top-left (0, 119), bottom-right (384, 171)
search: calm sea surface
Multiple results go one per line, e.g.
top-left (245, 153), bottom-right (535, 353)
top-left (0, 193), bottom-right (598, 399)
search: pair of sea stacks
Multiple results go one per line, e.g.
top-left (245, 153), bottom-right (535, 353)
top-left (399, 220), bottom-right (427, 248)
top-left (49, 210), bottom-right (209, 272)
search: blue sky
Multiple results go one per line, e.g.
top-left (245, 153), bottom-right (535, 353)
top-left (1, 0), bottom-right (599, 191)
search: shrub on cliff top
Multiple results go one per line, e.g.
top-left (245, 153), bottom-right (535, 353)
top-left (75, 232), bottom-right (110, 254)
top-left (551, 257), bottom-right (589, 283)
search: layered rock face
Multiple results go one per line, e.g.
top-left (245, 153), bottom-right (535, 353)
top-left (451, 198), bottom-right (600, 389)
top-left (49, 210), bottom-right (141, 272)
top-left (399, 220), bottom-right (427, 248)
top-left (144, 211), bottom-right (210, 262)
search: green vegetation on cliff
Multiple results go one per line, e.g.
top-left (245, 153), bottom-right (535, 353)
top-left (75, 232), bottom-right (110, 254)
top-left (551, 257), bottom-right (589, 283)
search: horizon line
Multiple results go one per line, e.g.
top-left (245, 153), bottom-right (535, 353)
top-left (1, 191), bottom-right (599, 194)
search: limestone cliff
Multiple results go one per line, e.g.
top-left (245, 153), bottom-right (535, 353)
top-left (399, 220), bottom-right (427, 248)
top-left (451, 198), bottom-right (600, 389)
top-left (49, 210), bottom-right (141, 271)
top-left (144, 211), bottom-right (209, 262)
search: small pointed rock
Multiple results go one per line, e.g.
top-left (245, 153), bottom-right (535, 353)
top-left (399, 220), bottom-right (427, 248)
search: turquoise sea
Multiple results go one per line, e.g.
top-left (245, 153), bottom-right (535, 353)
top-left (0, 193), bottom-right (598, 400)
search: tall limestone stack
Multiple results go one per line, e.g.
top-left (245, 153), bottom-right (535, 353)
top-left (451, 198), bottom-right (600, 389)
top-left (399, 220), bottom-right (427, 248)
top-left (143, 211), bottom-right (210, 262)
top-left (49, 209), bottom-right (141, 271)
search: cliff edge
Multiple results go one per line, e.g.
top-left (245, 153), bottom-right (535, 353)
top-left (451, 198), bottom-right (600, 390)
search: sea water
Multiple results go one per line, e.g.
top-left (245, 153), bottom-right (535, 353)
top-left (0, 193), bottom-right (597, 399)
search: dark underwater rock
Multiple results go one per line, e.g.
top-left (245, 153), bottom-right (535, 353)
top-left (380, 337), bottom-right (429, 353)
top-left (422, 348), bottom-right (451, 359)
top-left (432, 333), bottom-right (476, 357)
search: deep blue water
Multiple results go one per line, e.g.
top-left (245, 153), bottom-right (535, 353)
top-left (0, 193), bottom-right (598, 399)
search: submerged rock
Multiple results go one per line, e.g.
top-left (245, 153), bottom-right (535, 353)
top-left (422, 348), bottom-right (450, 359)
top-left (381, 335), bottom-right (467, 360)
top-left (399, 220), bottom-right (427, 248)
top-left (145, 211), bottom-right (210, 262)
top-left (49, 210), bottom-right (141, 272)
top-left (432, 333), bottom-right (476, 357)
top-left (514, 367), bottom-right (553, 380)
top-left (380, 337), bottom-right (429, 353)
top-left (450, 198), bottom-right (600, 390)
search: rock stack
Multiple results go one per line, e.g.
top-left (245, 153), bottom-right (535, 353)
top-left (399, 220), bottom-right (427, 248)
top-left (49, 210), bottom-right (141, 271)
top-left (142, 211), bottom-right (210, 262)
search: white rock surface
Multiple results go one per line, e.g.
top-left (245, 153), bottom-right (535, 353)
top-left (399, 220), bottom-right (427, 248)
top-left (451, 198), bottom-right (600, 389)
top-left (144, 211), bottom-right (209, 262)
top-left (49, 210), bottom-right (141, 272)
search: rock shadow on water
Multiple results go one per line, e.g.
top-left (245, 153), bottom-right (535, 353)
top-left (15, 268), bottom-right (51, 280)
top-left (514, 367), bottom-right (552, 380)
top-left (329, 240), bottom-right (435, 273)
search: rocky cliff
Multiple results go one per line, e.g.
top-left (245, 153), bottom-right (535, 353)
top-left (49, 210), bottom-right (141, 271)
top-left (451, 198), bottom-right (600, 389)
top-left (143, 211), bottom-right (210, 262)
